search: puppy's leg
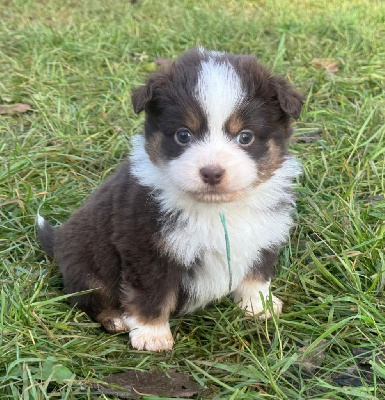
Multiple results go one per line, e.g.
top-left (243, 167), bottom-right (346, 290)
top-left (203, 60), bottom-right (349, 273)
top-left (124, 315), bottom-right (174, 352)
top-left (233, 249), bottom-right (282, 320)
top-left (116, 251), bottom-right (181, 352)
top-left (233, 278), bottom-right (282, 320)
top-left (121, 289), bottom-right (177, 352)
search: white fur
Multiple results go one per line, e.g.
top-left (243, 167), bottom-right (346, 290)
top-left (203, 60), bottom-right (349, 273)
top-left (167, 136), bottom-right (258, 196)
top-left (198, 47), bottom-right (224, 58)
top-left (37, 212), bottom-right (45, 228)
top-left (123, 316), bottom-right (173, 351)
top-left (233, 279), bottom-right (283, 319)
top-left (196, 54), bottom-right (244, 137)
top-left (131, 136), bottom-right (300, 314)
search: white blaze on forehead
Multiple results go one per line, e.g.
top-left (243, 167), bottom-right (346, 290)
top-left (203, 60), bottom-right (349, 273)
top-left (198, 47), bottom-right (224, 57)
top-left (196, 56), bottom-right (245, 136)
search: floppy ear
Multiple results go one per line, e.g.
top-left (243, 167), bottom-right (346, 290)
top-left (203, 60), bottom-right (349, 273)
top-left (131, 68), bottom-right (172, 114)
top-left (271, 76), bottom-right (303, 119)
top-left (131, 82), bottom-right (153, 114)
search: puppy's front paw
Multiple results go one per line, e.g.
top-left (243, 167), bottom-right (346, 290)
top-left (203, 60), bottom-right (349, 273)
top-left (130, 330), bottom-right (174, 352)
top-left (242, 294), bottom-right (283, 320)
top-left (124, 316), bottom-right (174, 351)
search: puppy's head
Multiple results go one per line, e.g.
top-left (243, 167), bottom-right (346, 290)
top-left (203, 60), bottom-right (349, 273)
top-left (132, 48), bottom-right (303, 203)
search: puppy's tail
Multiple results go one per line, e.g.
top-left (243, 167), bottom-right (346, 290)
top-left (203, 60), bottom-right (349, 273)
top-left (37, 212), bottom-right (55, 257)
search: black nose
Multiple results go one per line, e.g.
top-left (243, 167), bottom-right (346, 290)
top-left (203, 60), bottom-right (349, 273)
top-left (200, 166), bottom-right (224, 185)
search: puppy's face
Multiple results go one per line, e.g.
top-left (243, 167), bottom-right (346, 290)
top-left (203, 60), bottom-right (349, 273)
top-left (132, 49), bottom-right (302, 203)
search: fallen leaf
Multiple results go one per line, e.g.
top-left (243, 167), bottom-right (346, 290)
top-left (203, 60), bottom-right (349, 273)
top-left (333, 364), bottom-right (373, 387)
top-left (96, 369), bottom-right (202, 399)
top-left (0, 103), bottom-right (32, 114)
top-left (291, 130), bottom-right (322, 143)
top-left (311, 58), bottom-right (339, 74)
top-left (334, 345), bottom-right (385, 387)
top-left (297, 339), bottom-right (327, 373)
top-left (154, 58), bottom-right (173, 68)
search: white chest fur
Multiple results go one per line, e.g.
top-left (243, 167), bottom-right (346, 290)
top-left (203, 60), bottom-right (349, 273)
top-left (161, 195), bottom-right (294, 313)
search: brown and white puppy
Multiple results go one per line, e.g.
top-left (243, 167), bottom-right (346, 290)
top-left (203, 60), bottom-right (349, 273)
top-left (37, 48), bottom-right (303, 352)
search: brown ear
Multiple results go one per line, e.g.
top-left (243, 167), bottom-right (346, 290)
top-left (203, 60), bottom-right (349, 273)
top-left (271, 76), bottom-right (303, 119)
top-left (131, 68), bottom-right (172, 114)
top-left (131, 84), bottom-right (152, 114)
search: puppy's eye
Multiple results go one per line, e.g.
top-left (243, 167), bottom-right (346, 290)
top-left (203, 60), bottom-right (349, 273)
top-left (175, 128), bottom-right (192, 145)
top-left (236, 130), bottom-right (254, 146)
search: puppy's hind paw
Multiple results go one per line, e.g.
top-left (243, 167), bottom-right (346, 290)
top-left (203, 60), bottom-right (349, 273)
top-left (96, 310), bottom-right (130, 333)
top-left (256, 294), bottom-right (283, 320)
top-left (103, 317), bottom-right (130, 333)
top-left (242, 294), bottom-right (283, 320)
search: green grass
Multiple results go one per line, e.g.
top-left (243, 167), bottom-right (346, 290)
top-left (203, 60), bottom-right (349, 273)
top-left (1, 0), bottom-right (385, 398)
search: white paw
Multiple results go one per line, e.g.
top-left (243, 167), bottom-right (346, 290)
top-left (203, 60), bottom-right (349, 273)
top-left (130, 330), bottom-right (174, 352)
top-left (241, 294), bottom-right (283, 320)
top-left (124, 316), bottom-right (174, 351)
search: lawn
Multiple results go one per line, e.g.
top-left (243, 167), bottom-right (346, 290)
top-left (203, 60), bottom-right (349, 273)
top-left (1, 0), bottom-right (384, 398)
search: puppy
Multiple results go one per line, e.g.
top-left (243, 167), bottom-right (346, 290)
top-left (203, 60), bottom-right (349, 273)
top-left (38, 48), bottom-right (302, 351)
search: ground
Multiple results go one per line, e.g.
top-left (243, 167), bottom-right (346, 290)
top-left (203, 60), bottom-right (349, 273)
top-left (1, 0), bottom-right (384, 398)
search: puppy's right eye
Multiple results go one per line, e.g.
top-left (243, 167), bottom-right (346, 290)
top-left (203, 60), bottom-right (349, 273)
top-left (236, 130), bottom-right (254, 146)
top-left (175, 128), bottom-right (192, 145)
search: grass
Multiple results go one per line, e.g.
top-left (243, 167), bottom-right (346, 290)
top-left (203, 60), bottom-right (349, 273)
top-left (1, 0), bottom-right (384, 398)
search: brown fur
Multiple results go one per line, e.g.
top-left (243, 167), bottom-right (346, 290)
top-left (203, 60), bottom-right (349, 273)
top-left (145, 131), bottom-right (164, 165)
top-left (51, 164), bottom-right (184, 324)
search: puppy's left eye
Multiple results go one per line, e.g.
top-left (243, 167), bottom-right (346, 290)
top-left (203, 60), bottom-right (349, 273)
top-left (175, 128), bottom-right (192, 145)
top-left (236, 130), bottom-right (254, 146)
